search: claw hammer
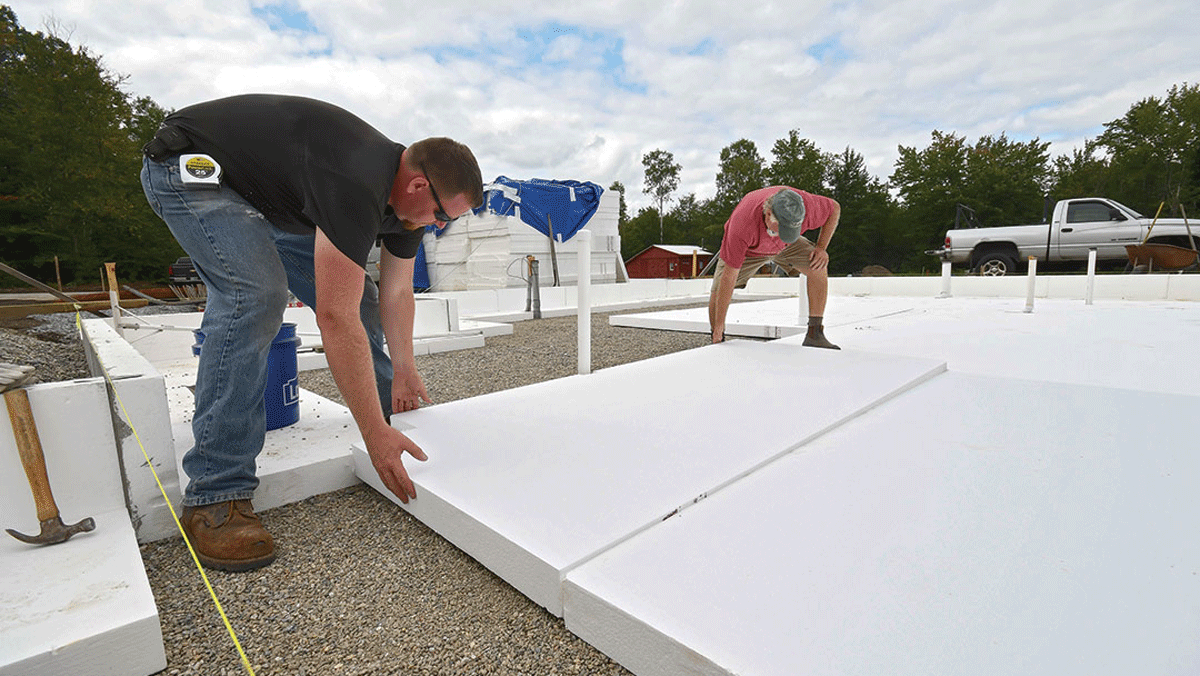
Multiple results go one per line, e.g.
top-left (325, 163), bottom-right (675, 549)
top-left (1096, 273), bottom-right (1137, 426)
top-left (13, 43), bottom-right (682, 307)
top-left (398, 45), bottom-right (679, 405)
top-left (4, 378), bottom-right (95, 546)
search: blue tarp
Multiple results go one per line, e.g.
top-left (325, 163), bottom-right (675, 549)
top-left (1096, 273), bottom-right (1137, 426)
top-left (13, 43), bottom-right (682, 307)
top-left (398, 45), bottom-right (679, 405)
top-left (413, 237), bottom-right (430, 290)
top-left (476, 176), bottom-right (604, 242)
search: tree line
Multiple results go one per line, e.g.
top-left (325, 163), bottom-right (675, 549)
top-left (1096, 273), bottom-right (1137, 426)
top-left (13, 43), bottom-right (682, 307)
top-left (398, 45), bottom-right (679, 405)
top-left (1, 6), bottom-right (173, 286)
top-left (618, 83), bottom-right (1200, 275)
top-left (2, 6), bottom-right (1197, 285)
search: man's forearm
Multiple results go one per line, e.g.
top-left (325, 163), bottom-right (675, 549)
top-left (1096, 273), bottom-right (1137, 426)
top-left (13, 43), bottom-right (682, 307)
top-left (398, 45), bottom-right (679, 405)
top-left (378, 253), bottom-right (417, 375)
top-left (708, 265), bottom-right (739, 337)
top-left (380, 289), bottom-right (415, 374)
top-left (320, 312), bottom-right (389, 437)
top-left (815, 203), bottom-right (841, 250)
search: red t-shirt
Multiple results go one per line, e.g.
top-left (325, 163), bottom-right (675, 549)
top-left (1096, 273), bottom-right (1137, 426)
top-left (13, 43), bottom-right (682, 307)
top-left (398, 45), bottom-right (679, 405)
top-left (718, 187), bottom-right (837, 268)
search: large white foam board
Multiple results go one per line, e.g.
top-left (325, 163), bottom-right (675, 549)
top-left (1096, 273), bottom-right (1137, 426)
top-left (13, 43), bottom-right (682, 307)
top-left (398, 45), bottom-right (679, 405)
top-left (354, 341), bottom-right (945, 614)
top-left (0, 511), bottom-right (166, 676)
top-left (563, 372), bottom-right (1200, 676)
top-left (613, 296), bottom-right (1200, 396)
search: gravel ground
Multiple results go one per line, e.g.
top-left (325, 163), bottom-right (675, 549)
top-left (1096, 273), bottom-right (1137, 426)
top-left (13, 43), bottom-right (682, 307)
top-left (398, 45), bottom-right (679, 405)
top-left (2, 301), bottom-right (718, 676)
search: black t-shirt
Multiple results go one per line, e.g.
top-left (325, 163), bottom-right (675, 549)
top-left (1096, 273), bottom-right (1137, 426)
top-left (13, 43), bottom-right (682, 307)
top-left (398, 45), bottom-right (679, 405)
top-left (165, 94), bottom-right (424, 265)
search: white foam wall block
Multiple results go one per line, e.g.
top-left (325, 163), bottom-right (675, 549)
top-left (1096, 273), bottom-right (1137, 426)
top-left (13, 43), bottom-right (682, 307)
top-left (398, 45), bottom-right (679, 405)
top-left (353, 342), bottom-right (945, 615)
top-left (612, 307), bottom-right (804, 339)
top-left (946, 276), bottom-right (1037, 298)
top-left (412, 297), bottom-right (452, 335)
top-left (114, 303), bottom-right (453, 369)
top-left (170, 389), bottom-right (361, 519)
top-left (563, 373), bottom-right (1200, 676)
top-left (426, 281), bottom-right (707, 319)
top-left (1, 380), bottom-right (166, 676)
top-left (1167, 275), bottom-right (1200, 301)
top-left (1093, 274), bottom-right (1171, 300)
top-left (81, 319), bottom-right (182, 541)
top-left (1, 380), bottom-right (126, 525)
top-left (106, 374), bottom-right (177, 542)
top-left (109, 312), bottom-right (203, 367)
top-left (433, 237), bottom-right (471, 262)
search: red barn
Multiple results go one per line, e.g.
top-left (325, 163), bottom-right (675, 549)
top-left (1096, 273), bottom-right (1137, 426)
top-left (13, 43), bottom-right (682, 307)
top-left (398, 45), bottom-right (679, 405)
top-left (625, 245), bottom-right (714, 279)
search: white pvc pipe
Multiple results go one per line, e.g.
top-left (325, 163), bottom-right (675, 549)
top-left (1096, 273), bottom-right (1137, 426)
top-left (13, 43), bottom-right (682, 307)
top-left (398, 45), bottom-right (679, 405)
top-left (1024, 257), bottom-right (1037, 313)
top-left (940, 260), bottom-right (952, 298)
top-left (1086, 249), bottom-right (1097, 305)
top-left (577, 230), bottom-right (592, 375)
top-left (109, 289), bottom-right (124, 338)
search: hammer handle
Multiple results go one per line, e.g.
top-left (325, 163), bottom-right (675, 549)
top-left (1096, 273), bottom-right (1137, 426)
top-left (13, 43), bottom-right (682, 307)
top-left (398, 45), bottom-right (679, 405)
top-left (4, 389), bottom-right (60, 523)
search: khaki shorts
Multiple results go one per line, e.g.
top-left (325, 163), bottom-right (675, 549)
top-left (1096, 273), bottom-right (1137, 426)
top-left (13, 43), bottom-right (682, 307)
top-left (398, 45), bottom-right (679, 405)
top-left (712, 236), bottom-right (817, 289)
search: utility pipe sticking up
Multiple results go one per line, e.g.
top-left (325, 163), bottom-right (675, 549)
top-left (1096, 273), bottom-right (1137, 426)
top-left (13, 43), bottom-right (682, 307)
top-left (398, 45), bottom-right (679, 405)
top-left (1086, 249), bottom-right (1097, 306)
top-left (577, 230), bottom-right (592, 375)
top-left (1024, 256), bottom-right (1037, 313)
top-left (548, 216), bottom-right (561, 287)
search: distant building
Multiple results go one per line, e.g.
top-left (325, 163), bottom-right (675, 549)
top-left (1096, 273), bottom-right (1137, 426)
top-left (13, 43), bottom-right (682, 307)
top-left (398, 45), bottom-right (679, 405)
top-left (625, 245), bottom-right (714, 279)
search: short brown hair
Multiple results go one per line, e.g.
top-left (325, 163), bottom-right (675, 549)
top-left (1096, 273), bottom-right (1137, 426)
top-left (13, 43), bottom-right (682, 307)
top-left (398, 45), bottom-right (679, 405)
top-left (408, 137), bottom-right (484, 208)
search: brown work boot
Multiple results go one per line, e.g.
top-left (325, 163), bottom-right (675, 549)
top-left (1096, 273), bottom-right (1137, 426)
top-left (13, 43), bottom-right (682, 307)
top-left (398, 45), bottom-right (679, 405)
top-left (802, 317), bottom-right (841, 350)
top-left (181, 500), bottom-right (276, 572)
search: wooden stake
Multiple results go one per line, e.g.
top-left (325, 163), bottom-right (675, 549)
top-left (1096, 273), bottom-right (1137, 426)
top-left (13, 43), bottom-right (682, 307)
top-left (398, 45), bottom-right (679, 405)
top-left (547, 215), bottom-right (561, 287)
top-left (104, 262), bottom-right (124, 337)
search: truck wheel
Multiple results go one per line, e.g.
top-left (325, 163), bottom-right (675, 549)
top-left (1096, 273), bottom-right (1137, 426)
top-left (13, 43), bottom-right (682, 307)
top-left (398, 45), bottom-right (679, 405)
top-left (976, 253), bottom-right (1016, 276)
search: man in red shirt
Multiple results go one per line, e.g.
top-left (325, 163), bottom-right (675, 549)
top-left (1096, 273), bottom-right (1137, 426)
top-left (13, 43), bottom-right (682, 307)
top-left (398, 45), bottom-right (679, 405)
top-left (708, 186), bottom-right (841, 348)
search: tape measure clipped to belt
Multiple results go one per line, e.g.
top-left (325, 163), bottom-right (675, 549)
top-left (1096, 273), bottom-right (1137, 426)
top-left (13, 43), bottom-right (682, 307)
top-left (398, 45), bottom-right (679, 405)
top-left (180, 153), bottom-right (222, 188)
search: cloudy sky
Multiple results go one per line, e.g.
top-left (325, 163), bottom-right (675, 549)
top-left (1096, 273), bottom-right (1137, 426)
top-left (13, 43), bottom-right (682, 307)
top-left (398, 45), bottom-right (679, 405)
top-left (7, 0), bottom-right (1200, 211)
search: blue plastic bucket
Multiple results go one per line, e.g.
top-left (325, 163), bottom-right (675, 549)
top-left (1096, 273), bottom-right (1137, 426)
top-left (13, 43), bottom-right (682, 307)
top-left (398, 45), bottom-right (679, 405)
top-left (191, 323), bottom-right (301, 431)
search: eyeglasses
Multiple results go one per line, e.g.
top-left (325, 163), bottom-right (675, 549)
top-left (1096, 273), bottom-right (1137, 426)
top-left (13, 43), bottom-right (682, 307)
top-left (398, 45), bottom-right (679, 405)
top-left (419, 162), bottom-right (452, 224)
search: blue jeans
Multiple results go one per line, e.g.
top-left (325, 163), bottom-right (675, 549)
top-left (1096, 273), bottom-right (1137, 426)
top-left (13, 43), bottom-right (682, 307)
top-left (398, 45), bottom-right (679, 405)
top-left (141, 156), bottom-right (392, 507)
top-left (268, 228), bottom-right (394, 417)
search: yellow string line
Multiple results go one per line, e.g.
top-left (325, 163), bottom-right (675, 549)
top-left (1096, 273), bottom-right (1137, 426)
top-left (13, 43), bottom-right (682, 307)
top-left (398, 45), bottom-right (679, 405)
top-left (76, 310), bottom-right (256, 676)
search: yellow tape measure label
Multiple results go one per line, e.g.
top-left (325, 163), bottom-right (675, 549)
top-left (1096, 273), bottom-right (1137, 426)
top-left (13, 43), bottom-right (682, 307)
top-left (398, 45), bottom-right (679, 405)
top-left (180, 154), bottom-right (222, 188)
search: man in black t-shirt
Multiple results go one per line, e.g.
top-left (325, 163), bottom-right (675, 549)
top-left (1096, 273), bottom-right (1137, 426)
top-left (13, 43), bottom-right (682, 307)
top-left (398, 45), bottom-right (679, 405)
top-left (141, 94), bottom-right (483, 571)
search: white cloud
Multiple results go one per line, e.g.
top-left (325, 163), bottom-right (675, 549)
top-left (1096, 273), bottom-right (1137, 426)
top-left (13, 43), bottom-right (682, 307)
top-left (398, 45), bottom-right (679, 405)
top-left (6, 0), bottom-right (1200, 212)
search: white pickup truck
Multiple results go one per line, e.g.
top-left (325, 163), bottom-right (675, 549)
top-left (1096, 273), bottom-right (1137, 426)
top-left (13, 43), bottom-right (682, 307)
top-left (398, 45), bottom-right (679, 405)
top-left (928, 198), bottom-right (1198, 275)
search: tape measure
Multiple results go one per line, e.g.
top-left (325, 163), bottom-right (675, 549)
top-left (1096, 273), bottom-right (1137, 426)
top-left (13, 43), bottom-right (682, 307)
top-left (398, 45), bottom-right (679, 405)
top-left (180, 153), bottom-right (222, 188)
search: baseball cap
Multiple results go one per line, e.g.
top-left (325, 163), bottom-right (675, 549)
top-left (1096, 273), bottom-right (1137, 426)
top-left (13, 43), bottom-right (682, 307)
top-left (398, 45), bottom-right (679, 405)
top-left (767, 189), bottom-right (806, 243)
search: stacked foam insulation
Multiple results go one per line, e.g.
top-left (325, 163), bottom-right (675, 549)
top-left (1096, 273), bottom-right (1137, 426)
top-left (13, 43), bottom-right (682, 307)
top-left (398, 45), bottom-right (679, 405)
top-left (427, 191), bottom-right (622, 291)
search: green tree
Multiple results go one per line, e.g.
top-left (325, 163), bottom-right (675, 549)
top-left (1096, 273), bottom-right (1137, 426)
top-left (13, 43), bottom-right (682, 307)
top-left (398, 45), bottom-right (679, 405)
top-left (825, 147), bottom-right (900, 274)
top-left (890, 130), bottom-right (970, 263)
top-left (1094, 82), bottom-right (1200, 215)
top-left (663, 193), bottom-right (724, 253)
top-left (608, 180), bottom-right (628, 231)
top-left (0, 5), bottom-right (176, 285)
top-left (1050, 142), bottom-right (1114, 200)
top-left (767, 130), bottom-right (830, 192)
top-left (714, 139), bottom-right (765, 215)
top-left (963, 133), bottom-right (1051, 228)
top-left (641, 149), bottom-right (680, 243)
top-left (890, 131), bottom-right (1051, 269)
top-left (621, 206), bottom-right (660, 261)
